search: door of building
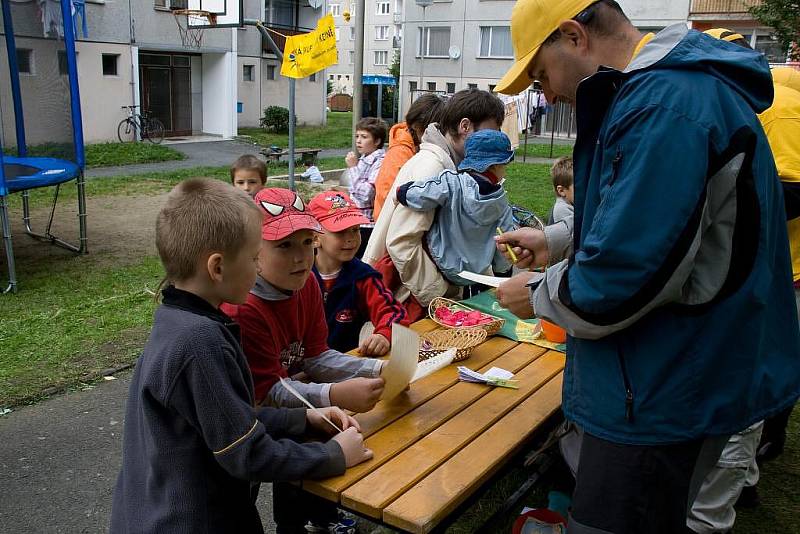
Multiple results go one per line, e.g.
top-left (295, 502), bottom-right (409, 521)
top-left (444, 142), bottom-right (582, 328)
top-left (139, 53), bottom-right (193, 137)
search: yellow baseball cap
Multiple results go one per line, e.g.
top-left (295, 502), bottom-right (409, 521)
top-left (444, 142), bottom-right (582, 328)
top-left (703, 28), bottom-right (746, 43)
top-left (771, 66), bottom-right (800, 93)
top-left (496, 0), bottom-right (596, 95)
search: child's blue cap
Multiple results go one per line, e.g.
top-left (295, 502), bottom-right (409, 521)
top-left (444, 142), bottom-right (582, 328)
top-left (458, 129), bottom-right (515, 173)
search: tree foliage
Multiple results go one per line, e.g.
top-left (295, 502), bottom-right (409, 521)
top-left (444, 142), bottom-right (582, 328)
top-left (749, 0), bottom-right (800, 61)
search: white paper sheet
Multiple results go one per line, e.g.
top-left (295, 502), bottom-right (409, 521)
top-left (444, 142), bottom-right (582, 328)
top-left (456, 270), bottom-right (506, 288)
top-left (379, 324), bottom-right (420, 401)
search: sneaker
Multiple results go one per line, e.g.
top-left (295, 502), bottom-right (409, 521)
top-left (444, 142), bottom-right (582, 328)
top-left (735, 485), bottom-right (760, 509)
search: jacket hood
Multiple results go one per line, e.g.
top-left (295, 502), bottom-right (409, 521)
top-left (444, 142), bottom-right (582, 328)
top-left (419, 123), bottom-right (461, 166)
top-left (387, 122), bottom-right (415, 151)
top-left (626, 24), bottom-right (774, 114)
top-left (457, 170), bottom-right (509, 224)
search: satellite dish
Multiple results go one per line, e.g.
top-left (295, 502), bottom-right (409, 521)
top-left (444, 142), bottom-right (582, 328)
top-left (308, 0), bottom-right (322, 9)
top-left (448, 45), bottom-right (461, 60)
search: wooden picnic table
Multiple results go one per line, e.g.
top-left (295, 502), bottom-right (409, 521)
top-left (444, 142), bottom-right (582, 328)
top-left (260, 147), bottom-right (322, 166)
top-left (302, 319), bottom-right (566, 533)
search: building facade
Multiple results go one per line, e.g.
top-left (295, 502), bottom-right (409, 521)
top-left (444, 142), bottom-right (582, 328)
top-left (326, 0), bottom-right (402, 95)
top-left (0, 0), bottom-right (328, 145)
top-left (396, 0), bottom-right (692, 117)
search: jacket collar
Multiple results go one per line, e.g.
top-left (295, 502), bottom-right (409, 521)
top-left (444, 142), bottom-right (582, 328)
top-left (361, 148), bottom-right (386, 165)
top-left (625, 24), bottom-right (689, 73)
top-left (313, 258), bottom-right (377, 292)
top-left (420, 123), bottom-right (460, 167)
top-left (161, 285), bottom-right (239, 335)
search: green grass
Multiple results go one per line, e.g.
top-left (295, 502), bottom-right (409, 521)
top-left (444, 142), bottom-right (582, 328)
top-left (22, 141), bottom-right (185, 168)
top-left (515, 142), bottom-right (574, 160)
top-left (5, 158), bottom-right (346, 212)
top-left (505, 162), bottom-right (557, 218)
top-left (239, 111), bottom-right (354, 150)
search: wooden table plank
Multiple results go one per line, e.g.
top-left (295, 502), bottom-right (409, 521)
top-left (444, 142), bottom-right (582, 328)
top-left (302, 342), bottom-right (545, 501)
top-left (383, 372), bottom-right (564, 534)
top-left (355, 337), bottom-right (518, 437)
top-left (341, 351), bottom-right (566, 518)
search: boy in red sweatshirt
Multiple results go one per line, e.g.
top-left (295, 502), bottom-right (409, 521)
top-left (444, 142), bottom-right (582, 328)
top-left (308, 191), bottom-right (411, 356)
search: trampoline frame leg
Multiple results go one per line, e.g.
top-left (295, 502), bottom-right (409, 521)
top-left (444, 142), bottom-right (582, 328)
top-left (21, 172), bottom-right (88, 254)
top-left (1, 194), bottom-right (18, 294)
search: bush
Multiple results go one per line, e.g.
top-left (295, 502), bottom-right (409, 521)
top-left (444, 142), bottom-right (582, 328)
top-left (260, 106), bottom-right (295, 133)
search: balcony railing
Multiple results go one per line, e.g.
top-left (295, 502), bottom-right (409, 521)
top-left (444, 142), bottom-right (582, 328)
top-left (261, 24), bottom-right (314, 54)
top-left (690, 0), bottom-right (763, 15)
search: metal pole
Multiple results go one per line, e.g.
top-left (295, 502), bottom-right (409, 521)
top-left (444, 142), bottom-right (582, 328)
top-left (419, 6), bottom-right (426, 89)
top-left (353, 0), bottom-right (366, 151)
top-left (522, 90), bottom-right (531, 163)
top-left (246, 19), bottom-right (297, 190)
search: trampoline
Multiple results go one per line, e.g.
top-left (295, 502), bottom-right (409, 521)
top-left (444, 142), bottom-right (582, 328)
top-left (1, 0), bottom-right (87, 293)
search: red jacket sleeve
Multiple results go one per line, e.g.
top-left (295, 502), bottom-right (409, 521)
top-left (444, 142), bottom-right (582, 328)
top-left (356, 275), bottom-right (411, 340)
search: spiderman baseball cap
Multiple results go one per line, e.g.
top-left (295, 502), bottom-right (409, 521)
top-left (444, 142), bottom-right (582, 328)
top-left (253, 188), bottom-right (322, 241)
top-left (308, 190), bottom-right (369, 232)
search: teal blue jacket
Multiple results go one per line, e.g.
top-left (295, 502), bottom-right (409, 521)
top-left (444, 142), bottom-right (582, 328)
top-left (531, 25), bottom-right (800, 444)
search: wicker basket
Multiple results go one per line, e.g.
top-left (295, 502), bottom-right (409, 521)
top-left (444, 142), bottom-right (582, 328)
top-left (419, 328), bottom-right (487, 362)
top-left (428, 297), bottom-right (505, 336)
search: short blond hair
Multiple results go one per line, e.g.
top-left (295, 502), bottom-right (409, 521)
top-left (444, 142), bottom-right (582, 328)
top-left (156, 179), bottom-right (263, 283)
top-left (551, 156), bottom-right (574, 190)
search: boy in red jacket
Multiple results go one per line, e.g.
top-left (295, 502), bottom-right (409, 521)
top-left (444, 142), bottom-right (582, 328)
top-left (222, 188), bottom-right (387, 533)
top-left (308, 191), bottom-right (410, 356)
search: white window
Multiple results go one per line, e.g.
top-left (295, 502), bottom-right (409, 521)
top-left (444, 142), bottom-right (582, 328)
top-left (374, 50), bottom-right (389, 65)
top-left (350, 27), bottom-right (356, 40)
top-left (376, 1), bottom-right (390, 15)
top-left (479, 26), bottom-right (513, 58)
top-left (427, 81), bottom-right (436, 91)
top-left (242, 64), bottom-right (255, 82)
top-left (266, 64), bottom-right (276, 80)
top-left (446, 82), bottom-right (455, 94)
top-left (329, 3), bottom-right (341, 16)
top-left (310, 72), bottom-right (317, 82)
top-left (17, 48), bottom-right (33, 74)
top-left (418, 27), bottom-right (450, 57)
top-left (349, 50), bottom-right (355, 64)
top-left (375, 26), bottom-right (389, 40)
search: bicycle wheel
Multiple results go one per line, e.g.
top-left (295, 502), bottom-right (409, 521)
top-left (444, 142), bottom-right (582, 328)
top-left (117, 118), bottom-right (137, 143)
top-left (142, 118), bottom-right (165, 144)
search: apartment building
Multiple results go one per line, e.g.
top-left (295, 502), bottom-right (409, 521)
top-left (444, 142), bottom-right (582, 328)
top-left (687, 0), bottom-right (788, 63)
top-left (397, 0), bottom-right (692, 117)
top-left (326, 0), bottom-right (402, 95)
top-left (0, 0), bottom-right (328, 144)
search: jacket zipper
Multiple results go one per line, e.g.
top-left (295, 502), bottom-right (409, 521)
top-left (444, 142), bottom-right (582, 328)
top-left (618, 347), bottom-right (634, 423)
top-left (609, 147), bottom-right (624, 185)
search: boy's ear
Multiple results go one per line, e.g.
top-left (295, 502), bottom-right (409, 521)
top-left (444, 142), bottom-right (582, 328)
top-left (458, 118), bottom-right (473, 137)
top-left (207, 252), bottom-right (225, 283)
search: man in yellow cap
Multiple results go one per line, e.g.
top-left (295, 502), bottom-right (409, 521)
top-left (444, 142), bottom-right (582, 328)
top-left (492, 2), bottom-right (800, 533)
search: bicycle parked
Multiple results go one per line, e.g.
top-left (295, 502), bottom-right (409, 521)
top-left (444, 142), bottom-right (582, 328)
top-left (117, 105), bottom-right (165, 144)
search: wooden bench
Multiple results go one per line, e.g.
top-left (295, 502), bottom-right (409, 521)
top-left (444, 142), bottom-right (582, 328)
top-left (302, 319), bottom-right (565, 533)
top-left (260, 147), bottom-right (322, 166)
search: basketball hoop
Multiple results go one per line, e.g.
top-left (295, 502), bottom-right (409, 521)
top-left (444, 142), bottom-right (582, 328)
top-left (171, 9), bottom-right (217, 49)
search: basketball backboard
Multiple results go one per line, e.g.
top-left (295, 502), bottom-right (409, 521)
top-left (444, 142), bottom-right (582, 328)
top-left (187, 0), bottom-right (243, 28)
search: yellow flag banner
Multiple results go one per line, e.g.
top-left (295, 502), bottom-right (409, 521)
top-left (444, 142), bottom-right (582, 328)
top-left (280, 14), bottom-right (338, 79)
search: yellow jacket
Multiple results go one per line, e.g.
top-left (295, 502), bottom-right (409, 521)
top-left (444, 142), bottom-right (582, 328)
top-left (759, 76), bottom-right (800, 280)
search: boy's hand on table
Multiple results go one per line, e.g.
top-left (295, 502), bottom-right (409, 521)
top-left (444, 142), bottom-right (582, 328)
top-left (307, 406), bottom-right (361, 436)
top-left (359, 333), bottom-right (390, 356)
top-left (495, 227), bottom-right (548, 269)
top-left (345, 151), bottom-right (359, 168)
top-left (332, 427), bottom-right (374, 467)
top-left (330, 377), bottom-right (385, 413)
top-left (497, 272), bottom-right (538, 319)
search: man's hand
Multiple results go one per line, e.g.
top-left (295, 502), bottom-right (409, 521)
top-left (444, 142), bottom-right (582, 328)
top-left (495, 227), bottom-right (549, 269)
top-left (306, 406), bottom-right (361, 436)
top-left (497, 272), bottom-right (538, 319)
top-left (329, 377), bottom-right (385, 413)
top-left (345, 151), bottom-right (359, 168)
top-left (332, 427), bottom-right (374, 467)
top-left (359, 333), bottom-right (390, 356)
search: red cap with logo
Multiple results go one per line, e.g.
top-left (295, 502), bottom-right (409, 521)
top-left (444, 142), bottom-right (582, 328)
top-left (254, 188), bottom-right (323, 241)
top-left (308, 190), bottom-right (369, 232)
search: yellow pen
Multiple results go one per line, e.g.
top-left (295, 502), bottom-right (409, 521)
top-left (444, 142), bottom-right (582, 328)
top-left (496, 227), bottom-right (518, 264)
